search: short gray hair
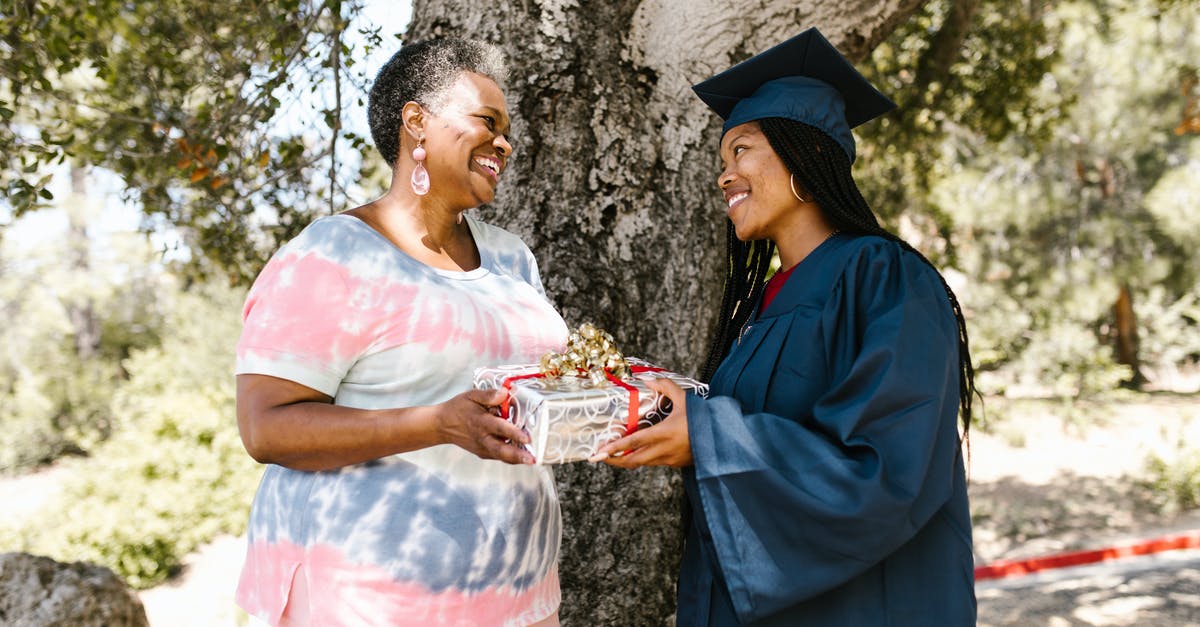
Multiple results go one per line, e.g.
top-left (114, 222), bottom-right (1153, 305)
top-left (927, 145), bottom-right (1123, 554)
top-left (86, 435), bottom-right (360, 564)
top-left (368, 38), bottom-right (508, 167)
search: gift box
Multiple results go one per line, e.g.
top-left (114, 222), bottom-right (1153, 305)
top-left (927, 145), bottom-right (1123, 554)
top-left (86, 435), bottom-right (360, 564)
top-left (472, 358), bottom-right (708, 464)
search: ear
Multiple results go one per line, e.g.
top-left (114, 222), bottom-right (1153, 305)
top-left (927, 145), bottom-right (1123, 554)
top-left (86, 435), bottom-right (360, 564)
top-left (400, 101), bottom-right (427, 146)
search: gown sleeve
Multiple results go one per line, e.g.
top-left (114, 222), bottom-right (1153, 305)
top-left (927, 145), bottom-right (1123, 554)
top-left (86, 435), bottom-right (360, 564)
top-left (685, 242), bottom-right (964, 623)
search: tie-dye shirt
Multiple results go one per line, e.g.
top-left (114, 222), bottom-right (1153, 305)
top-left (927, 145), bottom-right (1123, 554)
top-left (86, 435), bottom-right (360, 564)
top-left (234, 214), bottom-right (569, 626)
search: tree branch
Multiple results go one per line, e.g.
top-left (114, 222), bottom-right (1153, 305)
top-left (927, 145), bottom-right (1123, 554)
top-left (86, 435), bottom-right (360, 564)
top-left (328, 2), bottom-right (345, 215)
top-left (906, 0), bottom-right (980, 111)
top-left (205, 3), bottom-right (328, 142)
top-left (240, 143), bottom-right (335, 198)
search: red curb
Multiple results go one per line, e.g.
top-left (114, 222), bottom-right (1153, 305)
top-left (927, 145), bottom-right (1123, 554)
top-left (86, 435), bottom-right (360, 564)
top-left (974, 529), bottom-right (1200, 581)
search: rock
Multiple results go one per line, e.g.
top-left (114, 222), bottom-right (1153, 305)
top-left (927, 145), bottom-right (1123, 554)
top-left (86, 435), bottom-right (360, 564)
top-left (0, 552), bottom-right (148, 627)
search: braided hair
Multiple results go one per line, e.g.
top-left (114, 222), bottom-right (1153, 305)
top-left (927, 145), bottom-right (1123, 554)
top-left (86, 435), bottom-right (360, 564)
top-left (699, 117), bottom-right (977, 437)
top-left (699, 226), bottom-right (774, 382)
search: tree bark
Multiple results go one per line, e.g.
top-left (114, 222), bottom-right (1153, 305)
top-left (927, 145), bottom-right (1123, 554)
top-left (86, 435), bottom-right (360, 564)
top-left (407, 2), bottom-right (925, 622)
top-left (67, 165), bottom-right (100, 360)
top-left (1113, 283), bottom-right (1145, 388)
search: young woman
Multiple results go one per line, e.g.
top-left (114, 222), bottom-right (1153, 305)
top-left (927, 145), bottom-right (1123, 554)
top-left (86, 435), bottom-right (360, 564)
top-left (235, 39), bottom-right (566, 626)
top-left (596, 28), bottom-right (977, 626)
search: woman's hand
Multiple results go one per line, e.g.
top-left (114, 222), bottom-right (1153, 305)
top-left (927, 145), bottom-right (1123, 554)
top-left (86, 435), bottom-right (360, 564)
top-left (435, 388), bottom-right (536, 465)
top-left (589, 378), bottom-right (693, 468)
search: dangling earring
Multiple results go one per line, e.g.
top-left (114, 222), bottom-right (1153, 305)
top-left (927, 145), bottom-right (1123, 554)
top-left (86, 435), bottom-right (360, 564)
top-left (411, 139), bottom-right (430, 196)
top-left (789, 174), bottom-right (810, 203)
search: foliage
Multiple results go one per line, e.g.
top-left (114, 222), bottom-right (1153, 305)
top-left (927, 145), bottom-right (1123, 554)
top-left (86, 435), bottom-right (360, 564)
top-left (1143, 437), bottom-right (1200, 514)
top-left (0, 280), bottom-right (259, 588)
top-left (859, 0), bottom-right (1063, 256)
top-left (863, 0), bottom-right (1200, 397)
top-left (0, 0), bottom-right (388, 283)
top-left (0, 207), bottom-right (167, 473)
top-left (1136, 285), bottom-right (1200, 380)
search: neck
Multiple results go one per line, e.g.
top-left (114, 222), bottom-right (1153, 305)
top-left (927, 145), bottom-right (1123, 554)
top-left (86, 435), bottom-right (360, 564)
top-left (386, 189), bottom-right (464, 236)
top-left (347, 180), bottom-right (479, 271)
top-left (773, 207), bottom-right (837, 270)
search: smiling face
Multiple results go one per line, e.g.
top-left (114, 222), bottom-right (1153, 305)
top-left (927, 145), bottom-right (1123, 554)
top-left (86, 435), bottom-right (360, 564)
top-left (419, 71), bottom-right (513, 208)
top-left (717, 121), bottom-right (805, 242)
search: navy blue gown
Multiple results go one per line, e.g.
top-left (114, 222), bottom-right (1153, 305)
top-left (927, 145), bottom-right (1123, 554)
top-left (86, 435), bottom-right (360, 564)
top-left (678, 233), bottom-right (976, 626)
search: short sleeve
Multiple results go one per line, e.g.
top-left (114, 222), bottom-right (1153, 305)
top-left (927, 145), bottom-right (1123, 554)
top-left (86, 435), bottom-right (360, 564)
top-left (235, 231), bottom-right (372, 397)
top-left (524, 247), bottom-right (549, 299)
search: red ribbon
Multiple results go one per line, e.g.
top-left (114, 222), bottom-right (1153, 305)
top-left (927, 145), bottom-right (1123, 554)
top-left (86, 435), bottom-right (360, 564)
top-left (500, 372), bottom-right (545, 419)
top-left (604, 373), bottom-right (640, 433)
top-left (499, 364), bottom-right (668, 434)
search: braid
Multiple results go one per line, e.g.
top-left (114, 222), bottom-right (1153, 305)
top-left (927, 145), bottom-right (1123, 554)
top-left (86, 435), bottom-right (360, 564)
top-left (700, 223), bottom-right (775, 383)
top-left (755, 117), bottom-right (977, 437)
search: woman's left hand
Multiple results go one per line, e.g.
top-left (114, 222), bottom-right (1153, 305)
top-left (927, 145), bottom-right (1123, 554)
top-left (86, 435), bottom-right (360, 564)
top-left (589, 378), bottom-right (693, 468)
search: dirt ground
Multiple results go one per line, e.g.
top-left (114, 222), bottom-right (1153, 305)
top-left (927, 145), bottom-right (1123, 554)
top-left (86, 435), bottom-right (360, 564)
top-left (4, 390), bottom-right (1199, 626)
top-left (968, 392), bottom-right (1200, 564)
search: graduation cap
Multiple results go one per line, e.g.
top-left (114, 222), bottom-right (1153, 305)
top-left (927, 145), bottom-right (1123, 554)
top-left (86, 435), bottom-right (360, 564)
top-left (692, 27), bottom-right (896, 162)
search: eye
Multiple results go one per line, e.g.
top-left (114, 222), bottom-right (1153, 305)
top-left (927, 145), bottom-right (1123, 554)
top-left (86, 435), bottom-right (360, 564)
top-left (479, 115), bottom-right (497, 130)
top-left (733, 145), bottom-right (747, 156)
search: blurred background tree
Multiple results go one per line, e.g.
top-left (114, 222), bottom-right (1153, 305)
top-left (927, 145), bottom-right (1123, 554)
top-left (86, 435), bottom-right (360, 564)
top-left (856, 0), bottom-right (1200, 402)
top-left (0, 178), bottom-right (166, 471)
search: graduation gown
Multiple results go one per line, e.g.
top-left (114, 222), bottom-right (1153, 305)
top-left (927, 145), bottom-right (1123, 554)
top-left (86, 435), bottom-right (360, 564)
top-left (678, 234), bottom-right (976, 626)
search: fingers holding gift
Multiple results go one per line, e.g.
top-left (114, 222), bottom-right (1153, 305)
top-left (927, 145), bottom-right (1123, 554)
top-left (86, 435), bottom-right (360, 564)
top-left (590, 411), bottom-right (693, 468)
top-left (437, 389), bottom-right (534, 464)
top-left (590, 379), bottom-right (693, 467)
top-left (588, 432), bottom-right (638, 466)
top-left (477, 431), bottom-right (535, 465)
top-left (465, 387), bottom-right (509, 412)
top-left (643, 377), bottom-right (687, 410)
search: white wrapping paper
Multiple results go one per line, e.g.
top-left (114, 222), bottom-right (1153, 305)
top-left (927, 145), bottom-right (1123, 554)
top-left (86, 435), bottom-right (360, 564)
top-left (472, 358), bottom-right (708, 464)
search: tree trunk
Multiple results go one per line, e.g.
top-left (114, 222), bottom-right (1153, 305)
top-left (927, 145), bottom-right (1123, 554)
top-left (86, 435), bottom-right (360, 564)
top-left (67, 165), bottom-right (100, 360)
top-left (407, 2), bottom-right (925, 622)
top-left (1113, 283), bottom-right (1145, 388)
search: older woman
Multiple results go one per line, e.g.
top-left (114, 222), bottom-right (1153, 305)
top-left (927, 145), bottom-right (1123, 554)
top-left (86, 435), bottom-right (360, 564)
top-left (234, 39), bottom-right (566, 626)
top-left (595, 29), bottom-right (977, 625)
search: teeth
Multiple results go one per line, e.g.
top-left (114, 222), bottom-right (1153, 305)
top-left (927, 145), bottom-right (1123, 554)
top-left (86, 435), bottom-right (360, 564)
top-left (474, 156), bottom-right (500, 175)
top-left (727, 192), bottom-right (748, 207)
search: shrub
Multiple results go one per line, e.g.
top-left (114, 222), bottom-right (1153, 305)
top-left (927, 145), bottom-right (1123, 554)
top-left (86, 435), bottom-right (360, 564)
top-left (1143, 443), bottom-right (1200, 515)
top-left (0, 232), bottom-right (165, 473)
top-left (1, 280), bottom-right (260, 588)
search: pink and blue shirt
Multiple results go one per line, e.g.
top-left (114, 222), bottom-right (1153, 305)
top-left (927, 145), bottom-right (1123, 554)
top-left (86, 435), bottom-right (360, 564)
top-left (234, 214), bottom-right (568, 626)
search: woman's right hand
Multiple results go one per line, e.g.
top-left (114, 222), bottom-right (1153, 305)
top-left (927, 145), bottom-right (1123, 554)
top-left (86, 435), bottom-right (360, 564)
top-left (434, 388), bottom-right (536, 465)
top-left (589, 378), bottom-right (693, 468)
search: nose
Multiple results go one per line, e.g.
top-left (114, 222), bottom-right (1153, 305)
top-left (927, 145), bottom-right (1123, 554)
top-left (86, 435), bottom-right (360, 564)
top-left (494, 134), bottom-right (513, 157)
top-left (718, 168), bottom-right (734, 190)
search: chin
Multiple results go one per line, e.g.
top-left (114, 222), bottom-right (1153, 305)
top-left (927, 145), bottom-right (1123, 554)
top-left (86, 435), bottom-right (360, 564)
top-left (473, 181), bottom-right (498, 204)
top-left (732, 224), bottom-right (755, 242)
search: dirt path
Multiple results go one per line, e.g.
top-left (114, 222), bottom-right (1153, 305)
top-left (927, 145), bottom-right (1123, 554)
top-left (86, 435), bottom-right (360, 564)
top-left (137, 534), bottom-right (248, 626)
top-left (0, 463), bottom-right (70, 523)
top-left (968, 394), bottom-right (1200, 563)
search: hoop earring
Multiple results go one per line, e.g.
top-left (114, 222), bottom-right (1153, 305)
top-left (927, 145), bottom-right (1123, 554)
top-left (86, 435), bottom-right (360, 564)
top-left (789, 174), bottom-right (810, 203)
top-left (411, 139), bottom-right (430, 196)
